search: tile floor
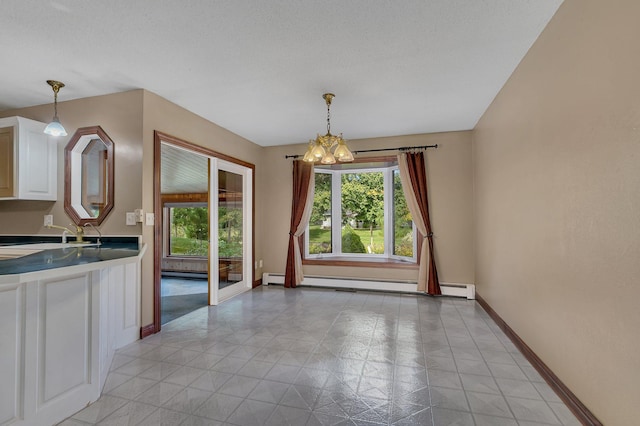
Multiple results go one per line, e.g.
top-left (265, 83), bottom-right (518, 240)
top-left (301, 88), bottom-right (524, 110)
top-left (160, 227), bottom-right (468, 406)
top-left (162, 277), bottom-right (209, 297)
top-left (161, 277), bottom-right (242, 324)
top-left (161, 278), bottom-right (209, 324)
top-left (60, 286), bottom-right (580, 425)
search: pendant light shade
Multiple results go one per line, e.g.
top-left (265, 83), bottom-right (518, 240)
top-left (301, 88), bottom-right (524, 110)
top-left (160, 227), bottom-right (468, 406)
top-left (44, 80), bottom-right (67, 137)
top-left (333, 138), bottom-right (354, 162)
top-left (44, 116), bottom-right (67, 137)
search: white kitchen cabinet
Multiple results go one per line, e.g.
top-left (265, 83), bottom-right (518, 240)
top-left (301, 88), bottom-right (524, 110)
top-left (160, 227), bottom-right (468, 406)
top-left (0, 116), bottom-right (57, 201)
top-left (0, 250), bottom-right (144, 426)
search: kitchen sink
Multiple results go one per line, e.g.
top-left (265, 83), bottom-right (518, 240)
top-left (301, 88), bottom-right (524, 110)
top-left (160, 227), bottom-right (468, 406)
top-left (0, 243), bottom-right (99, 260)
top-left (7, 243), bottom-right (99, 250)
top-left (0, 248), bottom-right (43, 260)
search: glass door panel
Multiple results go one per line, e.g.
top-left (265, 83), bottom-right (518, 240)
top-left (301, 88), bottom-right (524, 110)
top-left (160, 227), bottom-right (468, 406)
top-left (209, 158), bottom-right (252, 305)
top-left (218, 169), bottom-right (243, 290)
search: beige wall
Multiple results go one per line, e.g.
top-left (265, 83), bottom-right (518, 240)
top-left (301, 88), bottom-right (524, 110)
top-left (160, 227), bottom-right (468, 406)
top-left (473, 0), bottom-right (640, 423)
top-left (0, 90), bottom-right (266, 329)
top-left (262, 131), bottom-right (474, 284)
top-left (140, 91), bottom-right (265, 325)
top-left (0, 90), bottom-right (144, 235)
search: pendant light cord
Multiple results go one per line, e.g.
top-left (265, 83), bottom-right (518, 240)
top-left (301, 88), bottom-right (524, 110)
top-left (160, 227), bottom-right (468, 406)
top-left (53, 87), bottom-right (58, 117)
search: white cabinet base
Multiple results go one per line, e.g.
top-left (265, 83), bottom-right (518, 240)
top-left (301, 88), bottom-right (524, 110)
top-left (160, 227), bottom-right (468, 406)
top-left (0, 252), bottom-right (143, 426)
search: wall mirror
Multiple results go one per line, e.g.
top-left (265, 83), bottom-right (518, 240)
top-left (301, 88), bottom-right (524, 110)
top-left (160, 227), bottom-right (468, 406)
top-left (64, 125), bottom-right (114, 225)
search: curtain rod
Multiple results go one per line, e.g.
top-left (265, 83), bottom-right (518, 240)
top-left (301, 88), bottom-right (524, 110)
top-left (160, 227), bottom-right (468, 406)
top-left (284, 144), bottom-right (438, 159)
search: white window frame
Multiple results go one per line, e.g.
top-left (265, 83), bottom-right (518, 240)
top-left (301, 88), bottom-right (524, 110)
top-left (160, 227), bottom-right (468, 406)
top-left (305, 164), bottom-right (417, 262)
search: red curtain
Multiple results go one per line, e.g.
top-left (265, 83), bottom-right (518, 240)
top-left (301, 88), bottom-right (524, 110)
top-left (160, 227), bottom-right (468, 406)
top-left (284, 160), bottom-right (315, 288)
top-left (398, 152), bottom-right (441, 295)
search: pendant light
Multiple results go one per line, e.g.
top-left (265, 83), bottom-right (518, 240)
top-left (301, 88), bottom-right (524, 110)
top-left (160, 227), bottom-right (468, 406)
top-left (44, 80), bottom-right (67, 137)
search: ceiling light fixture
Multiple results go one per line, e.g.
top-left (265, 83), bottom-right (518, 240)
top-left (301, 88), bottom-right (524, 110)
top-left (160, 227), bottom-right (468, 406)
top-left (43, 80), bottom-right (67, 137)
top-left (303, 93), bottom-right (353, 164)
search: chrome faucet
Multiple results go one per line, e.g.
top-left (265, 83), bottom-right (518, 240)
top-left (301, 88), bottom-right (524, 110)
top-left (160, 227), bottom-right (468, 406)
top-left (46, 224), bottom-right (85, 243)
top-left (83, 223), bottom-right (102, 246)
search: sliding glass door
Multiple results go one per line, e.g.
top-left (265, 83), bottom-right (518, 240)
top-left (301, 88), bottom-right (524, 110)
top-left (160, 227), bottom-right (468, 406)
top-left (209, 158), bottom-right (252, 304)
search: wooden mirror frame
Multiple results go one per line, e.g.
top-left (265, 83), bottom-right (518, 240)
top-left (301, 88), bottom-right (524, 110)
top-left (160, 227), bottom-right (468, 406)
top-left (64, 125), bottom-right (115, 226)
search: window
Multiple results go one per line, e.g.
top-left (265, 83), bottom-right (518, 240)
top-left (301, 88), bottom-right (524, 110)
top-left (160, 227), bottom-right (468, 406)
top-left (308, 172), bottom-right (332, 254)
top-left (306, 160), bottom-right (416, 262)
top-left (166, 204), bottom-right (209, 256)
top-left (164, 200), bottom-right (244, 259)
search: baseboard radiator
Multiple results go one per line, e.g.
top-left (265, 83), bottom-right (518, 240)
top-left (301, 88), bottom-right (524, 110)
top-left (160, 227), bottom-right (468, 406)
top-left (262, 273), bottom-right (475, 299)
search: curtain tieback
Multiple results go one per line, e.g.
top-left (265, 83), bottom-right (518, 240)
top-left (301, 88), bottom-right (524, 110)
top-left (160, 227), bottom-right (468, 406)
top-left (424, 232), bottom-right (433, 238)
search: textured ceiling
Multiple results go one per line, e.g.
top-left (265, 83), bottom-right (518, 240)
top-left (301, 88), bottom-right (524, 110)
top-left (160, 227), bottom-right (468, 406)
top-left (0, 0), bottom-right (563, 146)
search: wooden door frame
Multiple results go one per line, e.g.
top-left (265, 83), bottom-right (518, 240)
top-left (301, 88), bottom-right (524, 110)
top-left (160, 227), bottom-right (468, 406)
top-left (151, 131), bottom-right (256, 335)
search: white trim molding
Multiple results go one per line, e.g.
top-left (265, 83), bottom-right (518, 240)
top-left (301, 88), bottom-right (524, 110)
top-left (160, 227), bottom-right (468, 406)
top-left (262, 273), bottom-right (475, 300)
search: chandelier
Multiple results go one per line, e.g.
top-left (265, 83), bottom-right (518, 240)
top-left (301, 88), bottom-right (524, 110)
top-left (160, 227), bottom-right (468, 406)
top-left (302, 93), bottom-right (354, 164)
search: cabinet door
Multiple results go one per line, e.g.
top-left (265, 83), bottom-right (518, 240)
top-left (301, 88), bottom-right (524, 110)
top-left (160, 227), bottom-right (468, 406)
top-left (18, 123), bottom-right (56, 200)
top-left (0, 127), bottom-right (14, 198)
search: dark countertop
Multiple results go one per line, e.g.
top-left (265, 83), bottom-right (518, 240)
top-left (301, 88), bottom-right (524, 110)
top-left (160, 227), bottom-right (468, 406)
top-left (0, 236), bottom-right (141, 276)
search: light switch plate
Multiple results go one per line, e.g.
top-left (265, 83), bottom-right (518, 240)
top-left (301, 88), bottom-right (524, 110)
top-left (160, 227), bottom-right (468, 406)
top-left (145, 212), bottom-right (155, 226)
top-left (126, 212), bottom-right (136, 226)
top-left (134, 209), bottom-right (144, 223)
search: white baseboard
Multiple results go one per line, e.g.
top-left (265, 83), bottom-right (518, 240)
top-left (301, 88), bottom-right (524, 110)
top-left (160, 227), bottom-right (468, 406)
top-left (262, 273), bottom-right (475, 300)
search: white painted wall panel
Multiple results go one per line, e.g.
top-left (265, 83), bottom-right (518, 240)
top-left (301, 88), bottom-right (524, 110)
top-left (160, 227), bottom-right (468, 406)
top-left (40, 275), bottom-right (90, 403)
top-left (123, 263), bottom-right (137, 329)
top-left (111, 262), bottom-right (140, 348)
top-left (98, 268), bottom-right (112, 390)
top-left (0, 284), bottom-right (24, 424)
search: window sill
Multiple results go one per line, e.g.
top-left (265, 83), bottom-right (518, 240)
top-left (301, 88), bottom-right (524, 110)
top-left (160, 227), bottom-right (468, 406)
top-left (303, 257), bottom-right (418, 269)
